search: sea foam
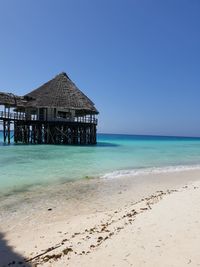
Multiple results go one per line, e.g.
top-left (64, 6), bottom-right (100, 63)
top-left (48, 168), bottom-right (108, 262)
top-left (101, 165), bottom-right (200, 179)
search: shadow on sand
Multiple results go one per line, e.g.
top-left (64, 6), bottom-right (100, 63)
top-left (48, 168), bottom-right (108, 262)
top-left (0, 232), bottom-right (31, 267)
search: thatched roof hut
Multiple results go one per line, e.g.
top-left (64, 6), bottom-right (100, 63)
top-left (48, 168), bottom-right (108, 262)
top-left (24, 72), bottom-right (98, 115)
top-left (0, 72), bottom-right (98, 145)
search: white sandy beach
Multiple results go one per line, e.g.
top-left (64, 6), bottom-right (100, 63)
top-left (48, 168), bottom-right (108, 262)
top-left (1, 169), bottom-right (200, 267)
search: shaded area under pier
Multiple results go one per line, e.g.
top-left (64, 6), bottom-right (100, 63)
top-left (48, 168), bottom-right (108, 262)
top-left (13, 120), bottom-right (97, 145)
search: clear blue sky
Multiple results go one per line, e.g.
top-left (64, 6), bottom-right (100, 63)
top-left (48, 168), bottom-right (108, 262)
top-left (0, 0), bottom-right (200, 136)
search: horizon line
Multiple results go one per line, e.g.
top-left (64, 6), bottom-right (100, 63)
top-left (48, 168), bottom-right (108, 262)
top-left (98, 132), bottom-right (200, 139)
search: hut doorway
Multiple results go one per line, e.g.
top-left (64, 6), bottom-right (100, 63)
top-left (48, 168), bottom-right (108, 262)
top-left (39, 108), bottom-right (46, 121)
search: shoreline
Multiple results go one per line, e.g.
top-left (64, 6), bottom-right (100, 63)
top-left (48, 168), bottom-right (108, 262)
top-left (1, 169), bottom-right (200, 266)
top-left (1, 167), bottom-right (200, 219)
top-left (1, 163), bottom-right (200, 197)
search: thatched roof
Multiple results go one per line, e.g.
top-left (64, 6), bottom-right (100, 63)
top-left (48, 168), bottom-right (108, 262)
top-left (24, 72), bottom-right (99, 114)
top-left (0, 92), bottom-right (26, 107)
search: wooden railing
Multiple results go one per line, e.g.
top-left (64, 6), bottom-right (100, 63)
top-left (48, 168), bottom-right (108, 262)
top-left (0, 111), bottom-right (97, 124)
top-left (0, 111), bottom-right (26, 120)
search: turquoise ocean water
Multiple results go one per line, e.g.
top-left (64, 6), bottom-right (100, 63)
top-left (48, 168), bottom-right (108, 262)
top-left (1, 132), bottom-right (200, 195)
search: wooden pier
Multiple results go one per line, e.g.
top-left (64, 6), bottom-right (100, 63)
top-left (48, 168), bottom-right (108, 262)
top-left (0, 111), bottom-right (97, 145)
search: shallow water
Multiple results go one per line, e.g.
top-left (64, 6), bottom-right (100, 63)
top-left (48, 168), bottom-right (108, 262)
top-left (1, 132), bottom-right (200, 195)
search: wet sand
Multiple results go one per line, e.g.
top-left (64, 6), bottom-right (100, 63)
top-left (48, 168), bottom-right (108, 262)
top-left (0, 169), bottom-right (200, 266)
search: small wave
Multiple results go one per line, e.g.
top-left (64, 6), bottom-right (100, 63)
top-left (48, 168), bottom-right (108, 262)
top-left (100, 165), bottom-right (200, 179)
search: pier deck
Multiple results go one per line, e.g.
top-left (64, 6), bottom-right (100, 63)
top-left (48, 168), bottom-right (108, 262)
top-left (0, 111), bottom-right (97, 145)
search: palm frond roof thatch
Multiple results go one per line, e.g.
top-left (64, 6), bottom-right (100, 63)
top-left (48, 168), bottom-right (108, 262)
top-left (0, 92), bottom-right (26, 107)
top-left (24, 72), bottom-right (99, 114)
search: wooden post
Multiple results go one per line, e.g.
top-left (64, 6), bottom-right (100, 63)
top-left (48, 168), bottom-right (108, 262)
top-left (3, 120), bottom-right (6, 143)
top-left (7, 121), bottom-right (10, 144)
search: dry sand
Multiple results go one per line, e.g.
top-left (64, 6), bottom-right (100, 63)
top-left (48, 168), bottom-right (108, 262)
top-left (1, 169), bottom-right (200, 266)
